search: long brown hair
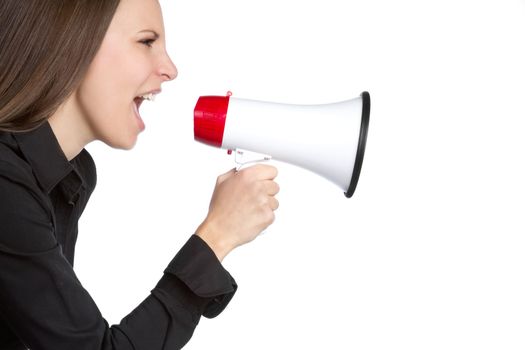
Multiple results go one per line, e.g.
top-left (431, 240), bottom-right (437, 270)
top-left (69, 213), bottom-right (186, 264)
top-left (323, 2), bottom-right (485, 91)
top-left (0, 0), bottom-right (120, 132)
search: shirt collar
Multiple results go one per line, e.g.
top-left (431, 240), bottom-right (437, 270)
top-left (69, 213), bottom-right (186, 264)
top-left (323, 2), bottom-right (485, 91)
top-left (13, 121), bottom-right (85, 196)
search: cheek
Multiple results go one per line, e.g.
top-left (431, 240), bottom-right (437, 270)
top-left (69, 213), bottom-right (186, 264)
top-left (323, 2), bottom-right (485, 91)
top-left (77, 43), bottom-right (148, 139)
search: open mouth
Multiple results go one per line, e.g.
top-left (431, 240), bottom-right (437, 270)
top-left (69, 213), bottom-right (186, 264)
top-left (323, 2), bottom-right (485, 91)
top-left (134, 92), bottom-right (155, 109)
top-left (134, 96), bottom-right (144, 110)
top-left (132, 92), bottom-right (157, 130)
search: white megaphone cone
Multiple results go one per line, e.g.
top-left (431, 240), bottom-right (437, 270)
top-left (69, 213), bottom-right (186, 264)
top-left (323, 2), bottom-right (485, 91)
top-left (194, 91), bottom-right (370, 198)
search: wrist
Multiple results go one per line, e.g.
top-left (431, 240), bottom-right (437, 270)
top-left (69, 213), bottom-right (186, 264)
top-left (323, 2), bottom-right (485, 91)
top-left (195, 221), bottom-right (232, 262)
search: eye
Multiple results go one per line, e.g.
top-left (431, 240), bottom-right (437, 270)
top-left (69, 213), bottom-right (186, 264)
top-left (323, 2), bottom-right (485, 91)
top-left (140, 38), bottom-right (156, 48)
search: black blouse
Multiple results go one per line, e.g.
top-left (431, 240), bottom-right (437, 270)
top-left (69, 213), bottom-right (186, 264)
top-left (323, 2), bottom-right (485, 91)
top-left (0, 122), bottom-right (237, 350)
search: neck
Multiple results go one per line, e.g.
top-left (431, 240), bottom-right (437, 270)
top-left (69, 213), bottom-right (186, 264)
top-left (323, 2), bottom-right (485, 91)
top-left (48, 94), bottom-right (94, 161)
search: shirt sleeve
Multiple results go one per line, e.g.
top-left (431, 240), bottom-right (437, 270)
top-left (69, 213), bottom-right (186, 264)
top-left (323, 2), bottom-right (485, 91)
top-left (0, 172), bottom-right (237, 350)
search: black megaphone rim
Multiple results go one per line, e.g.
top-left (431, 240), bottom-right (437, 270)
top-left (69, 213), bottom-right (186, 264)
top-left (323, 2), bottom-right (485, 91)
top-left (344, 91), bottom-right (370, 198)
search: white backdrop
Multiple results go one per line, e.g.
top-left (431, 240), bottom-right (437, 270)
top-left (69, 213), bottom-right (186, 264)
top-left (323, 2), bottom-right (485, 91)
top-left (75, 0), bottom-right (525, 349)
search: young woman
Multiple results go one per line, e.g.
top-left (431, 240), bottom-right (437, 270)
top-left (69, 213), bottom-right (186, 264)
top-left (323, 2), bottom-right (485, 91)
top-left (0, 1), bottom-right (280, 349)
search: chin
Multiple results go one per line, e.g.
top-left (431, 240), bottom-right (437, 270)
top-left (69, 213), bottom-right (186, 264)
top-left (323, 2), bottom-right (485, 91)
top-left (104, 133), bottom-right (138, 150)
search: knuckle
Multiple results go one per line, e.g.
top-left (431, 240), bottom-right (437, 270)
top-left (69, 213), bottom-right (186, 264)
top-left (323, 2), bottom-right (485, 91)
top-left (238, 169), bottom-right (252, 183)
top-left (242, 165), bottom-right (257, 176)
top-left (261, 165), bottom-right (278, 178)
top-left (258, 196), bottom-right (271, 211)
top-left (251, 182), bottom-right (263, 198)
top-left (267, 210), bottom-right (276, 224)
top-left (260, 207), bottom-right (275, 224)
top-left (253, 181), bottom-right (267, 194)
top-left (258, 194), bottom-right (269, 208)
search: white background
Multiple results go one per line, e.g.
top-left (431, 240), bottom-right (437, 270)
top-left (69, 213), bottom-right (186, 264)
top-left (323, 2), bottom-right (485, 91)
top-left (75, 0), bottom-right (525, 349)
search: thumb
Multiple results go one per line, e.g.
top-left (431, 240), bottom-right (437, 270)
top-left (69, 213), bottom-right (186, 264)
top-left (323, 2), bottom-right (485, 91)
top-left (217, 167), bottom-right (237, 184)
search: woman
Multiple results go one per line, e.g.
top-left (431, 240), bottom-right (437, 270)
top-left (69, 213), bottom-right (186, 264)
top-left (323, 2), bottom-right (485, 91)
top-left (0, 1), bottom-right (280, 349)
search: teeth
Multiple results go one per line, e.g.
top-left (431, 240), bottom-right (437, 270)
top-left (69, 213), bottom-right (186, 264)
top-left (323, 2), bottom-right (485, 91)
top-left (139, 93), bottom-right (156, 101)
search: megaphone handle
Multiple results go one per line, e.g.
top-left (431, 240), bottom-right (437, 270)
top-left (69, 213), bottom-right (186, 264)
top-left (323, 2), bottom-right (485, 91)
top-left (233, 148), bottom-right (272, 171)
top-left (232, 148), bottom-right (273, 237)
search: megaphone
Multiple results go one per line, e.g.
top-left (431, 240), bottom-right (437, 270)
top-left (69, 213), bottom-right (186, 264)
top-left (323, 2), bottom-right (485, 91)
top-left (194, 91), bottom-right (370, 198)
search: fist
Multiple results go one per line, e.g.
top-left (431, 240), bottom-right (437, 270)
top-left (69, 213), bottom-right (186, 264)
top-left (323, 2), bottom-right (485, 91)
top-left (196, 164), bottom-right (280, 261)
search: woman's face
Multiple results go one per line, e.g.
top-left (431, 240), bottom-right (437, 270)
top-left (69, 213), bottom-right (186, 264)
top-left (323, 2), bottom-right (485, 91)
top-left (75, 0), bottom-right (177, 149)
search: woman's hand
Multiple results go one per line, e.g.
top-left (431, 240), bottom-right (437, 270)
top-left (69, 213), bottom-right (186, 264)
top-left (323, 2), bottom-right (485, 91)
top-left (196, 164), bottom-right (280, 261)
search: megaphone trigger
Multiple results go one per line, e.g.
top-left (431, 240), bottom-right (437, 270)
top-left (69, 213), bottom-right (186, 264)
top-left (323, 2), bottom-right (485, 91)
top-left (233, 148), bottom-right (272, 171)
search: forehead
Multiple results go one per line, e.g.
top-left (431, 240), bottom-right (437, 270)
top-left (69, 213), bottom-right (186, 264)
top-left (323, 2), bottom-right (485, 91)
top-left (109, 0), bottom-right (164, 35)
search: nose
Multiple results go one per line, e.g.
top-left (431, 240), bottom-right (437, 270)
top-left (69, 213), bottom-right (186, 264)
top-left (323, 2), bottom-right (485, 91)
top-left (159, 52), bottom-right (178, 82)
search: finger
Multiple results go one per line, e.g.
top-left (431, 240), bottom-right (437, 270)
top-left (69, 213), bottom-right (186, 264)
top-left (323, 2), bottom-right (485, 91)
top-left (217, 168), bottom-right (237, 184)
top-left (263, 180), bottom-right (280, 196)
top-left (268, 197), bottom-right (280, 211)
top-left (240, 164), bottom-right (278, 181)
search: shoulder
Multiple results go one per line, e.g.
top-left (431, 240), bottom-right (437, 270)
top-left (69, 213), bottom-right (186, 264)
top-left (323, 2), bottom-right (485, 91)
top-left (0, 161), bottom-right (56, 254)
top-left (0, 138), bottom-right (41, 193)
top-left (0, 134), bottom-right (52, 218)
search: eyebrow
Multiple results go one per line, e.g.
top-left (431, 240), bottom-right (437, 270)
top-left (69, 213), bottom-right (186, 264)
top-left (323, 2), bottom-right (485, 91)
top-left (138, 30), bottom-right (160, 38)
